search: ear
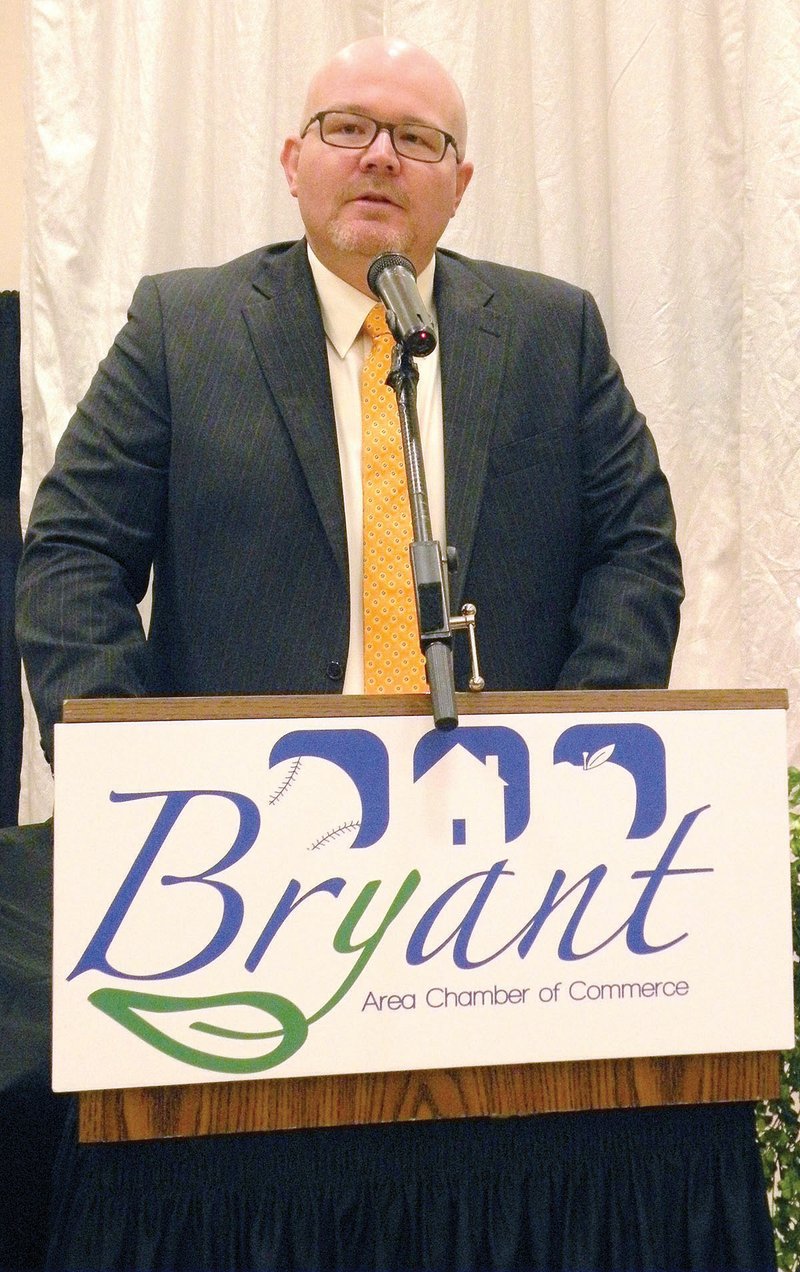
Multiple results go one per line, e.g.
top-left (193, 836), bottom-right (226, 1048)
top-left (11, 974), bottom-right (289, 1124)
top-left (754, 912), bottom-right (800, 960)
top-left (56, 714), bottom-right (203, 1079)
top-left (451, 161), bottom-right (474, 217)
top-left (280, 136), bottom-right (301, 197)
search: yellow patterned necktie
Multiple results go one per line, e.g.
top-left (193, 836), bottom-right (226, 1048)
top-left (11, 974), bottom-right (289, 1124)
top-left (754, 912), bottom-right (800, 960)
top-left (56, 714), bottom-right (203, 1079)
top-left (361, 303), bottom-right (427, 694)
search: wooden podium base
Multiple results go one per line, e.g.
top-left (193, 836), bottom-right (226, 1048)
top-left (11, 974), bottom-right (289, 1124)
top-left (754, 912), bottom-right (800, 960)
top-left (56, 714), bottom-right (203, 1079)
top-left (79, 1051), bottom-right (779, 1143)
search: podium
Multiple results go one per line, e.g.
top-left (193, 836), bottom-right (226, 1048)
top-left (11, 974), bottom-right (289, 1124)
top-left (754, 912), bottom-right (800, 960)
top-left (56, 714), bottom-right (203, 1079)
top-left (53, 689), bottom-right (793, 1146)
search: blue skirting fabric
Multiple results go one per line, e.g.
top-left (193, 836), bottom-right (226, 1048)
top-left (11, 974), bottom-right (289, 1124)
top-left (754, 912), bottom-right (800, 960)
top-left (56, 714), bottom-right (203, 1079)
top-left (45, 1100), bottom-right (776, 1272)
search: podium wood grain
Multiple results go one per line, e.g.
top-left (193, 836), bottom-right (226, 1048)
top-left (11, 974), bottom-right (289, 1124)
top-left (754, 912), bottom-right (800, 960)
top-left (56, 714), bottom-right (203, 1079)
top-left (62, 689), bottom-right (788, 1144)
top-left (78, 1052), bottom-right (780, 1143)
top-left (61, 687), bottom-right (790, 727)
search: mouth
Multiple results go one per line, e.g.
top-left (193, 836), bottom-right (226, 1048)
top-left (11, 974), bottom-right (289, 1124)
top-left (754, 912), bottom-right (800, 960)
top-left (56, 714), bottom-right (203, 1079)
top-left (347, 188), bottom-right (405, 211)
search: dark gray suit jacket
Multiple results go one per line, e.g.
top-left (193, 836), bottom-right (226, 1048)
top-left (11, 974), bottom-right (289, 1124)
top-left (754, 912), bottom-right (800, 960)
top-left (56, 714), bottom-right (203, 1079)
top-left (16, 240), bottom-right (683, 762)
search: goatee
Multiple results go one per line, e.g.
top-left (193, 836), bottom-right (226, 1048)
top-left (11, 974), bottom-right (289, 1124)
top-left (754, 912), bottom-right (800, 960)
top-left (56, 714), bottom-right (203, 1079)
top-left (328, 221), bottom-right (411, 259)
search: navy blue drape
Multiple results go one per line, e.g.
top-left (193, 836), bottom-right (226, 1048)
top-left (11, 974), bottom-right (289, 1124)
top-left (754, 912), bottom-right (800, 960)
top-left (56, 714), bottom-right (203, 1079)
top-left (0, 290), bottom-right (23, 826)
top-left (47, 1100), bottom-right (775, 1272)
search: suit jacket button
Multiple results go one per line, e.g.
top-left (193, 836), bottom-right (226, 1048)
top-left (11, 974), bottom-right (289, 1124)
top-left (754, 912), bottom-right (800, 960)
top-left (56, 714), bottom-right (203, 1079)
top-left (326, 660), bottom-right (344, 682)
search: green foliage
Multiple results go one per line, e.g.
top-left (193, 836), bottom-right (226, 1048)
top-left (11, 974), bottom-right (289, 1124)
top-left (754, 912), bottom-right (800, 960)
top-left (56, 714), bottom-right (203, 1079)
top-left (756, 766), bottom-right (800, 1269)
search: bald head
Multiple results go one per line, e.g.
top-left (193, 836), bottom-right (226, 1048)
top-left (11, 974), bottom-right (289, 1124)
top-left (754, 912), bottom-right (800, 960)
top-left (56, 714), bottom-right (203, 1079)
top-left (281, 36), bottom-right (473, 293)
top-left (302, 38), bottom-right (469, 158)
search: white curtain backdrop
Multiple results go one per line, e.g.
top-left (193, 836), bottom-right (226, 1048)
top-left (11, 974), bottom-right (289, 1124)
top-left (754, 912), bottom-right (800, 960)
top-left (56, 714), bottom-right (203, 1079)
top-left (19, 0), bottom-right (800, 821)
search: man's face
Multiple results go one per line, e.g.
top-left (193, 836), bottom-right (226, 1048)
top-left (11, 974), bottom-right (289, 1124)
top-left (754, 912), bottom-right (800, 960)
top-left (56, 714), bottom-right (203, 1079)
top-left (281, 43), bottom-right (473, 293)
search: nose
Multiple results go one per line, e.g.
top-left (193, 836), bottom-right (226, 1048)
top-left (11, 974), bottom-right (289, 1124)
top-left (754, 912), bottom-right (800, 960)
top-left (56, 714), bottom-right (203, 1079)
top-left (359, 126), bottom-right (400, 172)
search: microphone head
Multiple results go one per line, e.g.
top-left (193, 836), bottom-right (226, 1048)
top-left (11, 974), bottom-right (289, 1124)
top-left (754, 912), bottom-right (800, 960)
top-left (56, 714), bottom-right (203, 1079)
top-left (367, 252), bottom-right (416, 296)
top-left (366, 253), bottom-right (436, 356)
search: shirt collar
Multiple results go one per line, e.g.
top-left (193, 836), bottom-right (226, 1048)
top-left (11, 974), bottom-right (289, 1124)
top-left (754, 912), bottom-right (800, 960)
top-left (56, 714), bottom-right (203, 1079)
top-left (307, 244), bottom-right (436, 359)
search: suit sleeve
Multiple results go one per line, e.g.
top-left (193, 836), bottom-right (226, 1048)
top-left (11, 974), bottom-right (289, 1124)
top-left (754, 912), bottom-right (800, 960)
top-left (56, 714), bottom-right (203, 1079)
top-left (555, 291), bottom-right (684, 689)
top-left (15, 276), bottom-right (171, 765)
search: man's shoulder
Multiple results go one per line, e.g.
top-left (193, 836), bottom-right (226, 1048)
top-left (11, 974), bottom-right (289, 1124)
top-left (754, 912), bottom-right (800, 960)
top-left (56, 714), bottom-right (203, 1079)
top-left (142, 240), bottom-right (307, 304)
top-left (436, 247), bottom-right (587, 311)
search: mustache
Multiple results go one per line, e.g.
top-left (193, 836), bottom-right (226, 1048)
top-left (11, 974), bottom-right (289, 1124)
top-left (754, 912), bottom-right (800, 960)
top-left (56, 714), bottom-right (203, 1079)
top-left (342, 181), bottom-right (409, 209)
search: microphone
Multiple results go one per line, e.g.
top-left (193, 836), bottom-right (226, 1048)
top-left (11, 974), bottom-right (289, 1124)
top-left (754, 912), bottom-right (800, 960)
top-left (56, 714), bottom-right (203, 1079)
top-left (367, 254), bottom-right (437, 357)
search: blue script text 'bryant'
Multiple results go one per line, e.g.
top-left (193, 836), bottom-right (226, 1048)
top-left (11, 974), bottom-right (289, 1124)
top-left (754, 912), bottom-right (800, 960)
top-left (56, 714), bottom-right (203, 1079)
top-left (68, 789), bottom-right (714, 990)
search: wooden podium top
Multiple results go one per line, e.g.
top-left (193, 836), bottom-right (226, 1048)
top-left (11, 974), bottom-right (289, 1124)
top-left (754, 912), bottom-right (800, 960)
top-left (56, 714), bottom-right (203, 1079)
top-left (63, 686), bottom-right (789, 727)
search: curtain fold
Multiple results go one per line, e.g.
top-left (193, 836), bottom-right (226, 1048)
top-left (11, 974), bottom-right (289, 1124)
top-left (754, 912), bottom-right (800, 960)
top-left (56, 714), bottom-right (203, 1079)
top-left (18, 0), bottom-right (800, 820)
top-left (0, 291), bottom-right (23, 826)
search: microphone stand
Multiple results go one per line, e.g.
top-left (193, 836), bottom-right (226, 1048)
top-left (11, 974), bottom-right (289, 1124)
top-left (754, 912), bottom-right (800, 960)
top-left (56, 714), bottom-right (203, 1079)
top-left (387, 342), bottom-right (484, 731)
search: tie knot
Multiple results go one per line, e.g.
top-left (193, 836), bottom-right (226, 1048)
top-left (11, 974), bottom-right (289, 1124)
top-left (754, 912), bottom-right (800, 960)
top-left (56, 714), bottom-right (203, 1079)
top-left (363, 303), bottom-right (392, 343)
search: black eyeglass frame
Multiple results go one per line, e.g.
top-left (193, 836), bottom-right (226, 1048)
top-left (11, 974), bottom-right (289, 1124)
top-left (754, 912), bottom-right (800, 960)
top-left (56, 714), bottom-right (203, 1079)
top-left (300, 110), bottom-right (462, 164)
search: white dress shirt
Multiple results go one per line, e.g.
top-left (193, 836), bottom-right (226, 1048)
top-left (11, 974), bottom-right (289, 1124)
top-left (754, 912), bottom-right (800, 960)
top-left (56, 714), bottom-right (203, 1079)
top-left (307, 246), bottom-right (446, 692)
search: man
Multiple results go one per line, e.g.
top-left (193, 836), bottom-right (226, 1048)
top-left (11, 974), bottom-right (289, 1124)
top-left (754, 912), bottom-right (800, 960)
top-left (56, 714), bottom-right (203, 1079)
top-left (18, 36), bottom-right (683, 767)
top-left (15, 36), bottom-right (775, 1272)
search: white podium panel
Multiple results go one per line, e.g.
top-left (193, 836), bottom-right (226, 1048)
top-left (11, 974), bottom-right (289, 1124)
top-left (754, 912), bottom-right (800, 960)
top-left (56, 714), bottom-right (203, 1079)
top-left (53, 692), bottom-right (794, 1093)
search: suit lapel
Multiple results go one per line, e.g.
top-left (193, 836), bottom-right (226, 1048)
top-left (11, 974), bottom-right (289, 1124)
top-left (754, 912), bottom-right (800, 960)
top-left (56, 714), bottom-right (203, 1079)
top-left (436, 252), bottom-right (509, 610)
top-left (241, 241), bottom-right (348, 583)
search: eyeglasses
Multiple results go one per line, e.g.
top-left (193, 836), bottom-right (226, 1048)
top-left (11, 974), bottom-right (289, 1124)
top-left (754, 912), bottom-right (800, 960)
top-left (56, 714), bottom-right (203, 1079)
top-left (301, 111), bottom-right (461, 164)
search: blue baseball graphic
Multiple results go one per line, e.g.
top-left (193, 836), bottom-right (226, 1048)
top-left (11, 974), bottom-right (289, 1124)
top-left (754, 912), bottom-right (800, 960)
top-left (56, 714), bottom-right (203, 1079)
top-left (268, 729), bottom-right (390, 848)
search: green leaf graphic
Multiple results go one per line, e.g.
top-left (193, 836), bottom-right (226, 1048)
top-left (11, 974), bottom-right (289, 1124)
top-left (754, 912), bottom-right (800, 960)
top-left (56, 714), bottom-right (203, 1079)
top-left (88, 988), bottom-right (308, 1073)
